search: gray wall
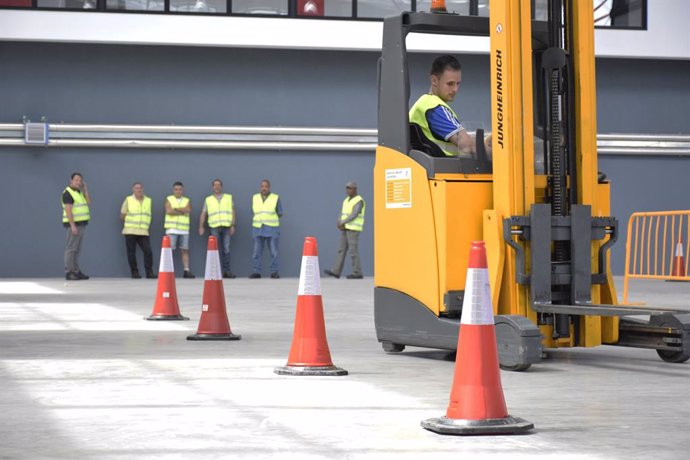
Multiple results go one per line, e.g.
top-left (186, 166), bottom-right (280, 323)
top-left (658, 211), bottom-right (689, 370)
top-left (1, 42), bottom-right (689, 277)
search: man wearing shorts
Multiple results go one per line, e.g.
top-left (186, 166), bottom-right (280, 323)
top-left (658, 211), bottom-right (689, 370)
top-left (164, 181), bottom-right (195, 278)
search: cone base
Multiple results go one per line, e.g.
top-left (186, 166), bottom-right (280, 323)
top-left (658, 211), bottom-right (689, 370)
top-left (274, 365), bottom-right (348, 376)
top-left (187, 333), bottom-right (242, 341)
top-left (421, 415), bottom-right (534, 435)
top-left (665, 279), bottom-right (689, 282)
top-left (145, 314), bottom-right (189, 321)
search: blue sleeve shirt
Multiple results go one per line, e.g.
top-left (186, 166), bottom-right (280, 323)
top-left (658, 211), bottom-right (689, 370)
top-left (426, 105), bottom-right (464, 142)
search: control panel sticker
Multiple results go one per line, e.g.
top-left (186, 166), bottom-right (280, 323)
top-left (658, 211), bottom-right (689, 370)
top-left (385, 168), bottom-right (412, 209)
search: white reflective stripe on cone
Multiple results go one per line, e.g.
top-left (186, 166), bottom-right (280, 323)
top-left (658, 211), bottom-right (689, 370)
top-left (298, 255), bottom-right (321, 296)
top-left (204, 250), bottom-right (222, 281)
top-left (460, 268), bottom-right (494, 326)
top-left (159, 248), bottom-right (174, 273)
top-left (676, 242), bottom-right (684, 257)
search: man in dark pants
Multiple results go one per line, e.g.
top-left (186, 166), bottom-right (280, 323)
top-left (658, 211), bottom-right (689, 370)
top-left (62, 172), bottom-right (91, 280)
top-left (199, 179), bottom-right (236, 279)
top-left (120, 182), bottom-right (156, 279)
top-left (324, 181), bottom-right (366, 279)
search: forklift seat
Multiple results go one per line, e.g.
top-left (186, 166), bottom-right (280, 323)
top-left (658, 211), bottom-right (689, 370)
top-left (409, 123), bottom-right (447, 158)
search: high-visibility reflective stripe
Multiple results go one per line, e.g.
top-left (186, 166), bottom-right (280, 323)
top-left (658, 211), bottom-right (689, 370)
top-left (159, 247), bottom-right (174, 273)
top-left (298, 255), bottom-right (321, 296)
top-left (204, 250), bottom-right (222, 281)
top-left (341, 196), bottom-right (366, 232)
top-left (164, 196), bottom-right (190, 230)
top-left (62, 188), bottom-right (90, 223)
top-left (252, 193), bottom-right (280, 228)
top-left (206, 194), bottom-right (233, 228)
top-left (460, 268), bottom-right (494, 325)
top-left (124, 196), bottom-right (152, 230)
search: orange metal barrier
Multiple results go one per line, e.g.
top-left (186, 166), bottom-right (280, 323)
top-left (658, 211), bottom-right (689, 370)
top-left (623, 211), bottom-right (690, 304)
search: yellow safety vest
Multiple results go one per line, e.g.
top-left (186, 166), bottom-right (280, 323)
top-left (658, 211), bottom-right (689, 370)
top-left (409, 93), bottom-right (460, 157)
top-left (62, 187), bottom-right (90, 223)
top-left (205, 194), bottom-right (234, 228)
top-left (124, 195), bottom-right (152, 231)
top-left (164, 195), bottom-right (190, 231)
top-left (252, 193), bottom-right (280, 228)
top-left (341, 195), bottom-right (366, 232)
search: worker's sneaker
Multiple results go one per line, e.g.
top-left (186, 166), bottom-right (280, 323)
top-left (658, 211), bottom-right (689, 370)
top-left (146, 271), bottom-right (157, 279)
top-left (270, 272), bottom-right (280, 279)
top-left (77, 271), bottom-right (90, 280)
top-left (249, 273), bottom-right (261, 279)
top-left (183, 270), bottom-right (195, 279)
top-left (65, 272), bottom-right (80, 281)
top-left (346, 274), bottom-right (363, 279)
top-left (131, 271), bottom-right (142, 279)
top-left (223, 272), bottom-right (236, 279)
top-left (324, 269), bottom-right (340, 279)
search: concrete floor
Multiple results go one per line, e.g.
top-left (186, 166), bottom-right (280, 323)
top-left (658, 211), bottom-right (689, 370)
top-left (0, 276), bottom-right (689, 459)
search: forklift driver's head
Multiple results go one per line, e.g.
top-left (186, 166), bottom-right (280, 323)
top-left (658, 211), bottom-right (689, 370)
top-left (429, 55), bottom-right (462, 103)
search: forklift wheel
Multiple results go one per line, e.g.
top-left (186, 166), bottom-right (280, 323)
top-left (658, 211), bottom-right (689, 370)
top-left (499, 363), bottom-right (531, 372)
top-left (381, 342), bottom-right (405, 353)
top-left (656, 349), bottom-right (690, 364)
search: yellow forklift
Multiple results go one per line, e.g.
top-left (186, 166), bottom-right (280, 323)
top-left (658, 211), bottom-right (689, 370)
top-left (374, 0), bottom-right (690, 370)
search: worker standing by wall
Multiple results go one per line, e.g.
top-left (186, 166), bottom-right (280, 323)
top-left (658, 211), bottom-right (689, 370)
top-left (250, 179), bottom-right (282, 279)
top-left (164, 181), bottom-right (195, 278)
top-left (120, 182), bottom-right (155, 279)
top-left (199, 179), bottom-right (236, 279)
top-left (62, 172), bottom-right (91, 281)
top-left (324, 181), bottom-right (365, 279)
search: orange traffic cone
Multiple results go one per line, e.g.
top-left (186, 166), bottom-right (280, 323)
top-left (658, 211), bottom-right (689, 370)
top-left (668, 240), bottom-right (687, 281)
top-left (422, 241), bottom-right (533, 435)
top-left (431, 0), bottom-right (447, 13)
top-left (146, 236), bottom-right (188, 321)
top-left (187, 236), bottom-right (241, 341)
top-left (274, 237), bottom-right (347, 376)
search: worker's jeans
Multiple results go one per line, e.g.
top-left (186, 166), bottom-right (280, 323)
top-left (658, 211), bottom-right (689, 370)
top-left (210, 226), bottom-right (232, 273)
top-left (252, 236), bottom-right (279, 274)
top-left (64, 225), bottom-right (86, 273)
top-left (331, 230), bottom-right (362, 277)
top-left (125, 234), bottom-right (153, 274)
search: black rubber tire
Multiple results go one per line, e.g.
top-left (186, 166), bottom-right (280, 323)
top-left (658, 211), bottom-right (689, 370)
top-left (381, 342), bottom-right (405, 353)
top-left (499, 363), bottom-right (531, 372)
top-left (655, 320), bottom-right (690, 363)
top-left (656, 349), bottom-right (690, 363)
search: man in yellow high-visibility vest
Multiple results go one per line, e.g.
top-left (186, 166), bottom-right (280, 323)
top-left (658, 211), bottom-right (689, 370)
top-left (199, 179), bottom-right (236, 279)
top-left (120, 182), bottom-right (155, 279)
top-left (324, 181), bottom-right (365, 279)
top-left (61, 172), bottom-right (91, 281)
top-left (250, 179), bottom-right (283, 279)
top-left (409, 55), bottom-right (491, 157)
top-left (164, 181), bottom-right (195, 278)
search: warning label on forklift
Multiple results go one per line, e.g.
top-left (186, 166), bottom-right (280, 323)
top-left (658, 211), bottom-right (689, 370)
top-left (385, 168), bottom-right (412, 209)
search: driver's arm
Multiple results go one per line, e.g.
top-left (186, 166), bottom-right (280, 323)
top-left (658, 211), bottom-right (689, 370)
top-left (448, 130), bottom-right (476, 154)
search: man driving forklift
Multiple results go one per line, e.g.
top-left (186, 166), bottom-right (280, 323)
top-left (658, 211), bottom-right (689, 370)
top-left (409, 54), bottom-right (492, 158)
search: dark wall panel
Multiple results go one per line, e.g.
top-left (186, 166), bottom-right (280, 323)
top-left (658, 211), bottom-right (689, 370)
top-left (1, 42), bottom-right (689, 277)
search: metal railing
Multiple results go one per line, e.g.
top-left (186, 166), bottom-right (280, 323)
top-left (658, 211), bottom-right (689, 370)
top-left (623, 211), bottom-right (690, 304)
top-left (0, 123), bottom-right (378, 151)
top-left (0, 123), bottom-right (688, 155)
top-left (598, 134), bottom-right (690, 156)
